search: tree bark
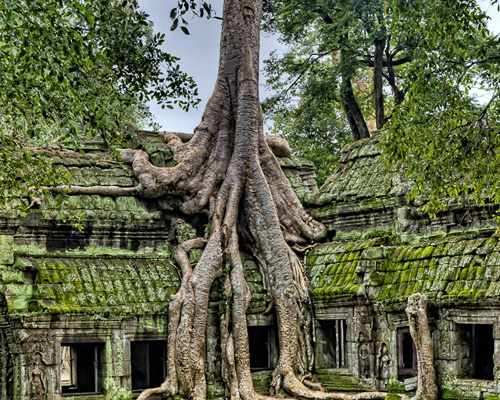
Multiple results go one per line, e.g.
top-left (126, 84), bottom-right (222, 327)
top-left (384, 45), bottom-right (405, 107)
top-left (340, 76), bottom-right (370, 140)
top-left (406, 294), bottom-right (438, 400)
top-left (373, 38), bottom-right (386, 130)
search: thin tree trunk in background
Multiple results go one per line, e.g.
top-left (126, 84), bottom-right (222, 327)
top-left (374, 38), bottom-right (386, 130)
top-left (341, 77), bottom-right (370, 140)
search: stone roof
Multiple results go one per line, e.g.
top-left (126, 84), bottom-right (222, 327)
top-left (309, 136), bottom-right (405, 233)
top-left (313, 135), bottom-right (404, 204)
top-left (308, 233), bottom-right (500, 308)
top-left (309, 135), bottom-right (496, 237)
top-left (4, 256), bottom-right (179, 315)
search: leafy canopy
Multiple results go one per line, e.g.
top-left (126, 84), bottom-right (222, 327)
top-left (262, 0), bottom-right (419, 182)
top-left (0, 0), bottom-right (201, 209)
top-left (383, 0), bottom-right (500, 215)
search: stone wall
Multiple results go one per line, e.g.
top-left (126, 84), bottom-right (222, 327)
top-left (1, 132), bottom-right (499, 399)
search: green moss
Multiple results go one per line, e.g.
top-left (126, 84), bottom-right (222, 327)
top-left (421, 245), bottom-right (436, 258)
top-left (0, 235), bottom-right (14, 264)
top-left (387, 377), bottom-right (405, 393)
top-left (441, 388), bottom-right (476, 400)
top-left (314, 369), bottom-right (371, 392)
top-left (385, 394), bottom-right (404, 400)
top-left (7, 256), bottom-right (179, 315)
top-left (362, 228), bottom-right (393, 239)
top-left (363, 246), bottom-right (386, 260)
top-left (252, 371), bottom-right (273, 395)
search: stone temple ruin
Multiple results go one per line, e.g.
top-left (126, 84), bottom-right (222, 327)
top-left (0, 133), bottom-right (499, 399)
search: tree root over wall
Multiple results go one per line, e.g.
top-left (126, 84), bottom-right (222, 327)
top-left (39, 1), bottom-right (419, 400)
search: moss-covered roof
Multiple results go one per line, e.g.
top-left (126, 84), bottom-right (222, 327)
top-left (9, 256), bottom-right (180, 314)
top-left (307, 135), bottom-right (409, 236)
top-left (308, 233), bottom-right (500, 307)
top-left (11, 134), bottom-right (313, 227)
top-left (311, 135), bottom-right (405, 207)
top-left (309, 135), bottom-right (497, 238)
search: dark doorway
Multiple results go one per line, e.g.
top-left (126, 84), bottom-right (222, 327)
top-left (397, 327), bottom-right (417, 379)
top-left (131, 341), bottom-right (167, 390)
top-left (248, 326), bottom-right (274, 371)
top-left (61, 344), bottom-right (101, 395)
top-left (316, 319), bottom-right (348, 368)
top-left (459, 324), bottom-right (494, 380)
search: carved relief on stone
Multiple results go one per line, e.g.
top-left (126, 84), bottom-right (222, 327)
top-left (377, 341), bottom-right (391, 388)
top-left (27, 352), bottom-right (47, 400)
top-left (21, 332), bottom-right (54, 365)
top-left (358, 332), bottom-right (372, 379)
top-left (356, 309), bottom-right (374, 380)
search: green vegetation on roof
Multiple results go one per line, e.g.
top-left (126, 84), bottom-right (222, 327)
top-left (18, 257), bottom-right (180, 315)
top-left (307, 234), bottom-right (500, 306)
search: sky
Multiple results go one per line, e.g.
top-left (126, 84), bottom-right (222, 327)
top-left (139, 1), bottom-right (279, 133)
top-left (139, 0), bottom-right (500, 134)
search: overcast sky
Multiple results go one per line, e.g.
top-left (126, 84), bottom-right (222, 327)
top-left (139, 0), bottom-right (500, 134)
top-left (139, 1), bottom-right (279, 133)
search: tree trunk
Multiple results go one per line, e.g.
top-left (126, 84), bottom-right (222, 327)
top-left (340, 76), bottom-right (370, 140)
top-left (384, 46), bottom-right (405, 107)
top-left (373, 38), bottom-right (385, 130)
top-left (406, 294), bottom-right (438, 400)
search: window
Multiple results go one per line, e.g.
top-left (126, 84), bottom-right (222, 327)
top-left (248, 326), bottom-right (276, 371)
top-left (316, 319), bottom-right (348, 368)
top-left (131, 341), bottom-right (167, 390)
top-left (458, 324), bottom-right (494, 380)
top-left (397, 327), bottom-right (417, 379)
top-left (61, 343), bottom-right (101, 395)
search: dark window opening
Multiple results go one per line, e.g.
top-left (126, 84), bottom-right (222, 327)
top-left (458, 324), bottom-right (494, 380)
top-left (397, 327), bottom-right (417, 379)
top-left (316, 319), bottom-right (348, 368)
top-left (248, 326), bottom-right (274, 371)
top-left (131, 341), bottom-right (167, 390)
top-left (61, 343), bottom-right (101, 395)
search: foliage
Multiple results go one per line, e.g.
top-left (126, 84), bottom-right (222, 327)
top-left (0, 0), bottom-right (200, 209)
top-left (262, 63), bottom-right (352, 184)
top-left (169, 0), bottom-right (214, 35)
top-left (383, 0), bottom-right (500, 215)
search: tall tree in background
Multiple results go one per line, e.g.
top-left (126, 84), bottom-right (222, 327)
top-left (263, 0), bottom-right (415, 135)
top-left (262, 0), bottom-right (417, 182)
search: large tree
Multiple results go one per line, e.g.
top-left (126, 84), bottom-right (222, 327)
top-left (261, 0), bottom-right (418, 183)
top-left (263, 0), bottom-right (415, 140)
top-left (83, 1), bottom-right (395, 399)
